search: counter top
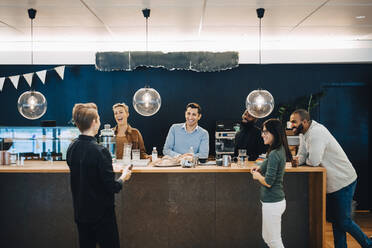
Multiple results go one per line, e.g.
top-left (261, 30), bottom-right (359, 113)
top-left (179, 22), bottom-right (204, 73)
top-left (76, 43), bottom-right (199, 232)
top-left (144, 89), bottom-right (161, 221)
top-left (0, 161), bottom-right (326, 173)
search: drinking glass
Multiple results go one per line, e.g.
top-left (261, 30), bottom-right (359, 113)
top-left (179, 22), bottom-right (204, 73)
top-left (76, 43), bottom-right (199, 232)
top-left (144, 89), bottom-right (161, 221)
top-left (132, 149), bottom-right (140, 161)
top-left (238, 149), bottom-right (247, 167)
top-left (238, 149), bottom-right (247, 157)
top-left (123, 143), bottom-right (132, 166)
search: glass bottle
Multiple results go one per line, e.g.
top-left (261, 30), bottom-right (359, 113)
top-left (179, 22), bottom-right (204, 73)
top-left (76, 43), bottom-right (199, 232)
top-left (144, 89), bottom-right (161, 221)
top-left (152, 147), bottom-right (158, 161)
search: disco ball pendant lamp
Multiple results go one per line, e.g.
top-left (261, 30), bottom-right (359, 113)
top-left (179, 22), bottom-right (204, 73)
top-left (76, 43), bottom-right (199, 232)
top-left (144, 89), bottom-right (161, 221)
top-left (17, 8), bottom-right (48, 120)
top-left (246, 8), bottom-right (274, 119)
top-left (133, 86), bottom-right (161, 116)
top-left (133, 8), bottom-right (162, 117)
top-left (246, 89), bottom-right (274, 118)
top-left (18, 90), bottom-right (47, 120)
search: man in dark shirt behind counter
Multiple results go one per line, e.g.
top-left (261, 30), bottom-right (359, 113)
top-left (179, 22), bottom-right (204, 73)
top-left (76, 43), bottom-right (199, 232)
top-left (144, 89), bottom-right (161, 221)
top-left (67, 103), bottom-right (132, 248)
top-left (234, 109), bottom-right (267, 161)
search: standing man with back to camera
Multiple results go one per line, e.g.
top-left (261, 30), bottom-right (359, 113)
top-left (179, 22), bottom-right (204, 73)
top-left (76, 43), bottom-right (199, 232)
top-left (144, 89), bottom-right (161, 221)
top-left (290, 109), bottom-right (372, 248)
top-left (67, 103), bottom-right (132, 248)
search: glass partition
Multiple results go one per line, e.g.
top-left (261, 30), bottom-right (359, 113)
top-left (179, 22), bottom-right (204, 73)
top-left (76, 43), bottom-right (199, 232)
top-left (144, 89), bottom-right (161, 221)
top-left (0, 126), bottom-right (79, 160)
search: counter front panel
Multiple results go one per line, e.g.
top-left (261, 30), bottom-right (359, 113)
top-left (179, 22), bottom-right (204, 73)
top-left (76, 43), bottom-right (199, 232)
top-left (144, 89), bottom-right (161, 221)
top-left (0, 162), bottom-right (325, 248)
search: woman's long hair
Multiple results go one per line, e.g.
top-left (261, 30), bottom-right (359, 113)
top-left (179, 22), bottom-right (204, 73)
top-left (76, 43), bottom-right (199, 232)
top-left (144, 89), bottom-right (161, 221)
top-left (262, 119), bottom-right (292, 162)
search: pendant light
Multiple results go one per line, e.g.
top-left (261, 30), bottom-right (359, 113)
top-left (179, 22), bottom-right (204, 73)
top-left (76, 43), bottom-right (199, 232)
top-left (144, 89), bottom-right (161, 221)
top-left (246, 8), bottom-right (274, 119)
top-left (18, 90), bottom-right (47, 120)
top-left (133, 8), bottom-right (161, 117)
top-left (17, 8), bottom-right (47, 120)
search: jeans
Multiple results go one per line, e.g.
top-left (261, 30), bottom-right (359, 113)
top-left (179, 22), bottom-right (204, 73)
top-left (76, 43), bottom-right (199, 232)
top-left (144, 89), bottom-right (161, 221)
top-left (326, 180), bottom-right (372, 248)
top-left (262, 199), bottom-right (286, 248)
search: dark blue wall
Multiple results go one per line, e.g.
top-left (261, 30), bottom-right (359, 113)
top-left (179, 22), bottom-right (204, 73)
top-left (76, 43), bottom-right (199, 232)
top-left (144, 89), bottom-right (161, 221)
top-left (1, 64), bottom-right (371, 209)
top-left (1, 64), bottom-right (371, 153)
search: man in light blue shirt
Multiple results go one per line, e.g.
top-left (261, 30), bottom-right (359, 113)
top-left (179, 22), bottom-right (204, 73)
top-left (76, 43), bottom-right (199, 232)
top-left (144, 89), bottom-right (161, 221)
top-left (163, 103), bottom-right (209, 159)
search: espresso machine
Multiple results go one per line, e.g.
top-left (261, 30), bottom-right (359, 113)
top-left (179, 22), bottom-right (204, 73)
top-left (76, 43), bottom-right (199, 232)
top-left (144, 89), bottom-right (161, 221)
top-left (215, 120), bottom-right (240, 159)
top-left (0, 138), bottom-right (12, 165)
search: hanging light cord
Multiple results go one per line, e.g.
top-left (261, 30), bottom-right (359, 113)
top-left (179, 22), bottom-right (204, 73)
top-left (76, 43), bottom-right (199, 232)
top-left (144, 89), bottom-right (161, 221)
top-left (142, 8), bottom-right (151, 86)
top-left (27, 8), bottom-right (37, 89)
top-left (28, 8), bottom-right (37, 65)
top-left (31, 17), bottom-right (34, 64)
top-left (256, 8), bottom-right (264, 65)
top-left (259, 16), bottom-right (261, 65)
top-left (145, 15), bottom-right (149, 86)
top-left (146, 16), bottom-right (148, 54)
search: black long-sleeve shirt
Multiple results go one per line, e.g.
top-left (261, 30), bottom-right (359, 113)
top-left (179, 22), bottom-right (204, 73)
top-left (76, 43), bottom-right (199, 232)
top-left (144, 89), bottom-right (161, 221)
top-left (67, 135), bottom-right (123, 223)
top-left (234, 122), bottom-right (267, 161)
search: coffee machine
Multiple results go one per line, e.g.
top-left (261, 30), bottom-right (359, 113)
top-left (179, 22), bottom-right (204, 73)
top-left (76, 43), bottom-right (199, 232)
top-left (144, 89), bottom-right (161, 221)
top-left (215, 120), bottom-right (240, 159)
top-left (0, 138), bottom-right (12, 165)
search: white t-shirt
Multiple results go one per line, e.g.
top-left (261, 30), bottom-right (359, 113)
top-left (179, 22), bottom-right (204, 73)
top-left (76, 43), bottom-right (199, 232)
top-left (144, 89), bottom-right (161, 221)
top-left (298, 120), bottom-right (357, 193)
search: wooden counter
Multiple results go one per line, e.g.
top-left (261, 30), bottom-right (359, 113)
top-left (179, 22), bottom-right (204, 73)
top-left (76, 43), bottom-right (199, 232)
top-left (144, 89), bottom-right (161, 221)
top-left (0, 161), bottom-right (326, 248)
top-left (0, 160), bottom-right (325, 173)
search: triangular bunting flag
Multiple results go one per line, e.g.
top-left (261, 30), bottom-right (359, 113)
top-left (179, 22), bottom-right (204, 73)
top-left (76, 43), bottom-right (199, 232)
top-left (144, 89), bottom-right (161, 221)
top-left (23, 73), bottom-right (34, 87)
top-left (36, 70), bottom-right (47, 84)
top-left (54, 66), bottom-right (65, 80)
top-left (0, 77), bottom-right (5, 91)
top-left (9, 75), bottom-right (20, 89)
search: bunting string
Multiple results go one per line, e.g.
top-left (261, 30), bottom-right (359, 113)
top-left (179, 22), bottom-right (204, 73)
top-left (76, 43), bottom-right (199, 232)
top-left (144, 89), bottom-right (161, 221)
top-left (0, 65), bottom-right (65, 92)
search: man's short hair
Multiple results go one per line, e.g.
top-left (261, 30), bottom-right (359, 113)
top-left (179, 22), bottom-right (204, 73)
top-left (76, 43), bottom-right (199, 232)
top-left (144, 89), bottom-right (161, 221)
top-left (112, 102), bottom-right (129, 114)
top-left (186, 102), bottom-right (202, 114)
top-left (72, 103), bottom-right (98, 132)
top-left (292, 109), bottom-right (310, 121)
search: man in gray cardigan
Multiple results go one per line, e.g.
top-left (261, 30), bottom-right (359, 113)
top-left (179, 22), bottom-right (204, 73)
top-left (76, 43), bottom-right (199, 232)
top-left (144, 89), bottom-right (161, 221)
top-left (290, 109), bottom-right (371, 248)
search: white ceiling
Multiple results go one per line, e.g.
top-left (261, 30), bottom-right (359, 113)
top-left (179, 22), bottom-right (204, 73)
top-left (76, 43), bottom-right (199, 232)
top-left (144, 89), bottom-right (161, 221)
top-left (1, 0), bottom-right (372, 64)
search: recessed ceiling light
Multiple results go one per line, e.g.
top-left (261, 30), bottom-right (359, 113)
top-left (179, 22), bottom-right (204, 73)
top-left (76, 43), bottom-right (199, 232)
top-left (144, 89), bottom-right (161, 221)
top-left (355, 16), bottom-right (366, 19)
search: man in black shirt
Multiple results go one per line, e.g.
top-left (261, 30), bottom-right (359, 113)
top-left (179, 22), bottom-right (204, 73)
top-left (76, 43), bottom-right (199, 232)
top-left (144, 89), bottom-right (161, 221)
top-left (67, 103), bottom-right (131, 248)
top-left (234, 110), bottom-right (267, 161)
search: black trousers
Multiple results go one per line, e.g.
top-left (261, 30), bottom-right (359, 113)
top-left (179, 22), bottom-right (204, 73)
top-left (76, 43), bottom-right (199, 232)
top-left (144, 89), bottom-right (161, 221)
top-left (76, 209), bottom-right (120, 248)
